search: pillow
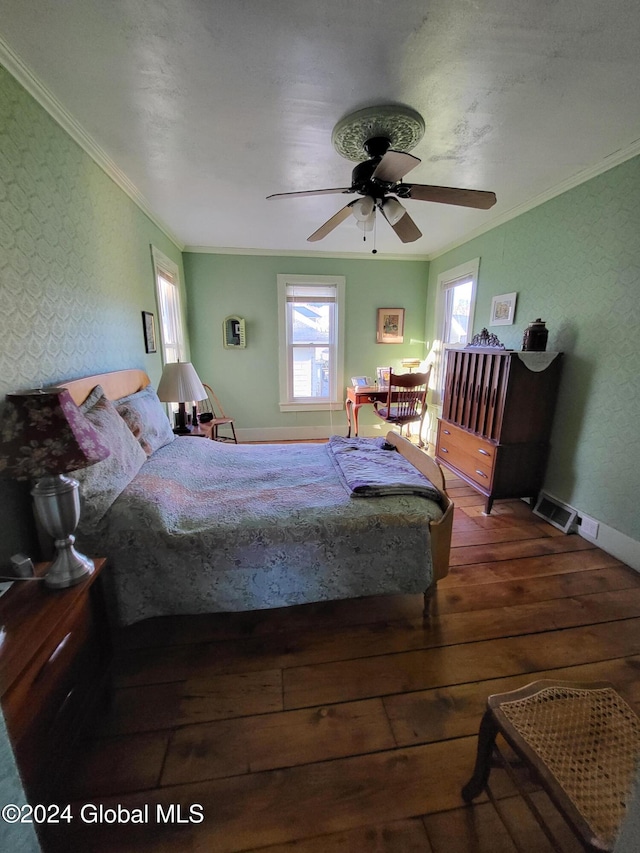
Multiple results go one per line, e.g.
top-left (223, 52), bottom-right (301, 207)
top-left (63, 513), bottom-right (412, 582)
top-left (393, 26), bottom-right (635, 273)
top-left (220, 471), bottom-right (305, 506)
top-left (115, 386), bottom-right (175, 456)
top-left (70, 385), bottom-right (147, 528)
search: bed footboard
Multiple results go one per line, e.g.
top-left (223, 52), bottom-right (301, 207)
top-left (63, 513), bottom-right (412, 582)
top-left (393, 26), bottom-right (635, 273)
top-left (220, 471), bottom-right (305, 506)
top-left (385, 432), bottom-right (453, 585)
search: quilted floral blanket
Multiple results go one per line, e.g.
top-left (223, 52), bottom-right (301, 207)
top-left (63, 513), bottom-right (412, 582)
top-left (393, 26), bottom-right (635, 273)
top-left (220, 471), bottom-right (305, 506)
top-left (77, 437), bottom-right (443, 625)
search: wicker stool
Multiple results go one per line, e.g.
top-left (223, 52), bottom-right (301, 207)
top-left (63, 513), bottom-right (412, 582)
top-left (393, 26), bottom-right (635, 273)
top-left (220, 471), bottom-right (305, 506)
top-left (461, 680), bottom-right (640, 852)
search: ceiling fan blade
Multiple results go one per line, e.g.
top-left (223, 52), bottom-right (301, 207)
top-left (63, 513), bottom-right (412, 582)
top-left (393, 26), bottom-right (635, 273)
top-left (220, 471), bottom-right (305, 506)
top-left (381, 206), bottom-right (422, 243)
top-left (307, 203), bottom-right (354, 242)
top-left (267, 187), bottom-right (351, 200)
top-left (372, 150), bottom-right (421, 183)
top-left (405, 184), bottom-right (497, 209)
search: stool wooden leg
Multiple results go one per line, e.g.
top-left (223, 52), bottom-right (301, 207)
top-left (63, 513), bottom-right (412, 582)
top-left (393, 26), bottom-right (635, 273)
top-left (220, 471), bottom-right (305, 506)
top-left (461, 709), bottom-right (500, 802)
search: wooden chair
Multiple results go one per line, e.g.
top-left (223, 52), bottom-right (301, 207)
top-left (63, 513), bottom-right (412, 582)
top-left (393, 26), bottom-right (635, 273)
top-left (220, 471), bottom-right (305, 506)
top-left (197, 383), bottom-right (237, 443)
top-left (372, 367), bottom-right (430, 447)
top-left (461, 679), bottom-right (640, 852)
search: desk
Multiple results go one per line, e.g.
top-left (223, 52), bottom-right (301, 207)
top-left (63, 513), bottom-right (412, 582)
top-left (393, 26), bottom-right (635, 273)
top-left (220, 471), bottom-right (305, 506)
top-left (345, 386), bottom-right (387, 437)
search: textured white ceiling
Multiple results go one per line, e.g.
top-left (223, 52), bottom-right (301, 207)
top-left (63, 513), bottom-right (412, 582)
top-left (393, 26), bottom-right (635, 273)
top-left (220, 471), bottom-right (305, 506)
top-left (1, 0), bottom-right (640, 257)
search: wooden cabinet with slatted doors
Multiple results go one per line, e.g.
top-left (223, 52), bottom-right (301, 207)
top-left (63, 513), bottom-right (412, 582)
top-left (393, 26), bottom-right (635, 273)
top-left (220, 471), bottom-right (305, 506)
top-left (436, 349), bottom-right (563, 513)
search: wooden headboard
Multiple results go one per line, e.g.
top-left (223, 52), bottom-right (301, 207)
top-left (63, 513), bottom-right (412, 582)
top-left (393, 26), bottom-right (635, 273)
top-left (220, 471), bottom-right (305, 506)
top-left (60, 369), bottom-right (151, 406)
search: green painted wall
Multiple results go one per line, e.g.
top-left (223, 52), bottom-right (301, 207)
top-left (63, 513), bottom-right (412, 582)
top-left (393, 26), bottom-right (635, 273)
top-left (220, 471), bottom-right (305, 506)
top-left (427, 156), bottom-right (640, 542)
top-left (0, 65), bottom-right (185, 562)
top-left (184, 253), bottom-right (429, 434)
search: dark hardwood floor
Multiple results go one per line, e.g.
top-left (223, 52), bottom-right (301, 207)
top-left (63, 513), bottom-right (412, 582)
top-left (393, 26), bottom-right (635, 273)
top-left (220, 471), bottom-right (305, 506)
top-left (46, 467), bottom-right (640, 852)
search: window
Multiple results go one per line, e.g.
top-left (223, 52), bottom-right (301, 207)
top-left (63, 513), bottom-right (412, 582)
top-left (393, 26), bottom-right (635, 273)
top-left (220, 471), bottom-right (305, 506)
top-left (432, 258), bottom-right (479, 405)
top-left (277, 274), bottom-right (345, 412)
top-left (438, 258), bottom-right (479, 348)
top-left (151, 246), bottom-right (186, 364)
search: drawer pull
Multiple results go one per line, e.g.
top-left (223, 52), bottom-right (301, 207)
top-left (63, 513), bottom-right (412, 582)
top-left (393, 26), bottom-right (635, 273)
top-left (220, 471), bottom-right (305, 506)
top-left (440, 447), bottom-right (449, 453)
top-left (443, 429), bottom-right (451, 435)
top-left (35, 632), bottom-right (72, 681)
top-left (475, 469), bottom-right (488, 479)
top-left (477, 448), bottom-right (490, 456)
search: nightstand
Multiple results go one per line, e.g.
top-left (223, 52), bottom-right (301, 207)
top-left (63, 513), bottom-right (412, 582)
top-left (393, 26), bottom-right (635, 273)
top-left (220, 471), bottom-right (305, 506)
top-left (186, 423), bottom-right (213, 438)
top-left (0, 557), bottom-right (111, 802)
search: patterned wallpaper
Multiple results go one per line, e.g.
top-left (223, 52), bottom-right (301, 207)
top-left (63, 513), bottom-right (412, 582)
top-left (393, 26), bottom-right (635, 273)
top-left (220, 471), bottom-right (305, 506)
top-left (0, 65), bottom-right (184, 563)
top-left (427, 156), bottom-right (640, 542)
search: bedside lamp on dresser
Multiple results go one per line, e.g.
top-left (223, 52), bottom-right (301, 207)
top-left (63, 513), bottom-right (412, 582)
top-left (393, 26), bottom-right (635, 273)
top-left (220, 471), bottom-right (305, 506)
top-left (0, 387), bottom-right (111, 588)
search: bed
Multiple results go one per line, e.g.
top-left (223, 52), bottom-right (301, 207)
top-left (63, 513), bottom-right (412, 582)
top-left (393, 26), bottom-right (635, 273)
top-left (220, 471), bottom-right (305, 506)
top-left (61, 369), bottom-right (453, 626)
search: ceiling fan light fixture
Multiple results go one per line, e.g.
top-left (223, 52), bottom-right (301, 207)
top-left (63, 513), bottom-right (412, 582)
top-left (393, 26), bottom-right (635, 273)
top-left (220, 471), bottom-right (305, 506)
top-left (351, 196), bottom-right (375, 221)
top-left (356, 213), bottom-right (375, 232)
top-left (382, 197), bottom-right (407, 226)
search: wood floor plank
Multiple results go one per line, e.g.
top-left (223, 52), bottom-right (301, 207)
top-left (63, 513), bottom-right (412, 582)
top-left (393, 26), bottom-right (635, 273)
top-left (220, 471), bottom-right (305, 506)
top-left (423, 800), bottom-right (520, 852)
top-left (450, 535), bottom-right (596, 567)
top-left (434, 565), bottom-right (638, 614)
top-left (47, 739), bottom-right (480, 853)
top-left (113, 585), bottom-right (635, 694)
top-left (101, 670), bottom-right (283, 736)
top-left (114, 583), bottom-right (640, 690)
top-left (452, 524), bottom-right (555, 547)
top-left (441, 547), bottom-right (625, 587)
top-left (161, 698), bottom-right (395, 785)
top-left (384, 655), bottom-right (640, 747)
top-left (243, 817), bottom-right (433, 852)
top-left (65, 731), bottom-right (170, 799)
top-left (282, 618), bottom-right (640, 708)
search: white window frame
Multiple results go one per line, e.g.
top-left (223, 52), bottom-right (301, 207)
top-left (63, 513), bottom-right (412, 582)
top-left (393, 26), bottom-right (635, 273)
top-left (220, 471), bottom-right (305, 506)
top-left (433, 257), bottom-right (479, 405)
top-left (277, 274), bottom-right (345, 412)
top-left (151, 245), bottom-right (186, 365)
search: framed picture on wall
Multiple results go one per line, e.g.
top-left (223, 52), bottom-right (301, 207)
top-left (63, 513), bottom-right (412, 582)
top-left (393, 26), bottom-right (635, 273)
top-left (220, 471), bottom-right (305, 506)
top-left (142, 311), bottom-right (157, 353)
top-left (489, 292), bottom-right (517, 326)
top-left (377, 308), bottom-right (405, 343)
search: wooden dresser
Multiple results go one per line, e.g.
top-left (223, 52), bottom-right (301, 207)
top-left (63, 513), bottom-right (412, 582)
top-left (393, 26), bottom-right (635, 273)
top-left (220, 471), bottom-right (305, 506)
top-left (436, 348), bottom-right (563, 513)
top-left (0, 558), bottom-right (111, 802)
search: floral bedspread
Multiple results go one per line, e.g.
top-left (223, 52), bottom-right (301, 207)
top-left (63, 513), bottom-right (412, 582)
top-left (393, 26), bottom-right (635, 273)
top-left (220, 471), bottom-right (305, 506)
top-left (77, 437), bottom-right (443, 625)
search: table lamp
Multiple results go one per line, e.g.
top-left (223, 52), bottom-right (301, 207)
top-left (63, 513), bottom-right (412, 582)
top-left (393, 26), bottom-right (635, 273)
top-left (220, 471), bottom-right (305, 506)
top-left (401, 358), bottom-right (422, 372)
top-left (0, 388), bottom-right (111, 588)
top-left (156, 361), bottom-right (207, 434)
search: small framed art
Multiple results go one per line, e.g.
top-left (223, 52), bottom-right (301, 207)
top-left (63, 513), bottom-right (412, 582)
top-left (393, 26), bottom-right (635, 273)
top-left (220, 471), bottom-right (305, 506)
top-left (377, 308), bottom-right (405, 343)
top-left (142, 311), bottom-right (157, 353)
top-left (489, 292), bottom-right (517, 326)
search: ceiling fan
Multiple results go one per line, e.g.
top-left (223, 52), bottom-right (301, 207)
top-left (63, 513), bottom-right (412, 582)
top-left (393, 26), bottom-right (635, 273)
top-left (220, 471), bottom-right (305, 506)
top-left (266, 105), bottom-right (497, 245)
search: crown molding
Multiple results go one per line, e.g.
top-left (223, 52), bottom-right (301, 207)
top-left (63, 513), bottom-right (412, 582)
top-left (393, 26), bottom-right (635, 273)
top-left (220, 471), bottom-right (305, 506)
top-left (428, 138), bottom-right (640, 261)
top-left (0, 37), bottom-right (184, 252)
top-left (184, 245), bottom-right (431, 262)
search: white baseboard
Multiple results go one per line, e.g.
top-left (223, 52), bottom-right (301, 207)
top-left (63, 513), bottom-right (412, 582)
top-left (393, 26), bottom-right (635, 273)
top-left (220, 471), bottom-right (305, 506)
top-left (579, 520), bottom-right (640, 572)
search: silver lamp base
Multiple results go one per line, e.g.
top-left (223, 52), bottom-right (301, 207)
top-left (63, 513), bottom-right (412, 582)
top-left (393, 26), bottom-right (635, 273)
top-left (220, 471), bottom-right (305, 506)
top-left (31, 474), bottom-right (94, 589)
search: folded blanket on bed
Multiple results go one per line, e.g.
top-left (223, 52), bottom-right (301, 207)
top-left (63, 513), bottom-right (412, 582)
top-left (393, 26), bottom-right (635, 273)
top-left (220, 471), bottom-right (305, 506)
top-left (327, 435), bottom-right (442, 502)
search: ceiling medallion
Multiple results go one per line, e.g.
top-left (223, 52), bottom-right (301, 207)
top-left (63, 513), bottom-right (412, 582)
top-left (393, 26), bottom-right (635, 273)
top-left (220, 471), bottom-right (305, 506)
top-left (331, 105), bottom-right (425, 162)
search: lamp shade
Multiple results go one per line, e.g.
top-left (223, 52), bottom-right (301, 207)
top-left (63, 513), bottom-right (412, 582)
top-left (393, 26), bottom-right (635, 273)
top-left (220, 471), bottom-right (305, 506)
top-left (156, 362), bottom-right (206, 404)
top-left (382, 197), bottom-right (407, 226)
top-left (351, 195), bottom-right (375, 222)
top-left (401, 358), bottom-right (422, 370)
top-left (0, 388), bottom-right (111, 481)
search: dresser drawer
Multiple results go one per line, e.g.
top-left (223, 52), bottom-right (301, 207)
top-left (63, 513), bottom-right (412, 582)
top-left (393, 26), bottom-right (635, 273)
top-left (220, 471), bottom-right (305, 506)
top-left (437, 422), bottom-right (495, 489)
top-left (3, 593), bottom-right (97, 744)
top-left (437, 421), bottom-right (496, 462)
